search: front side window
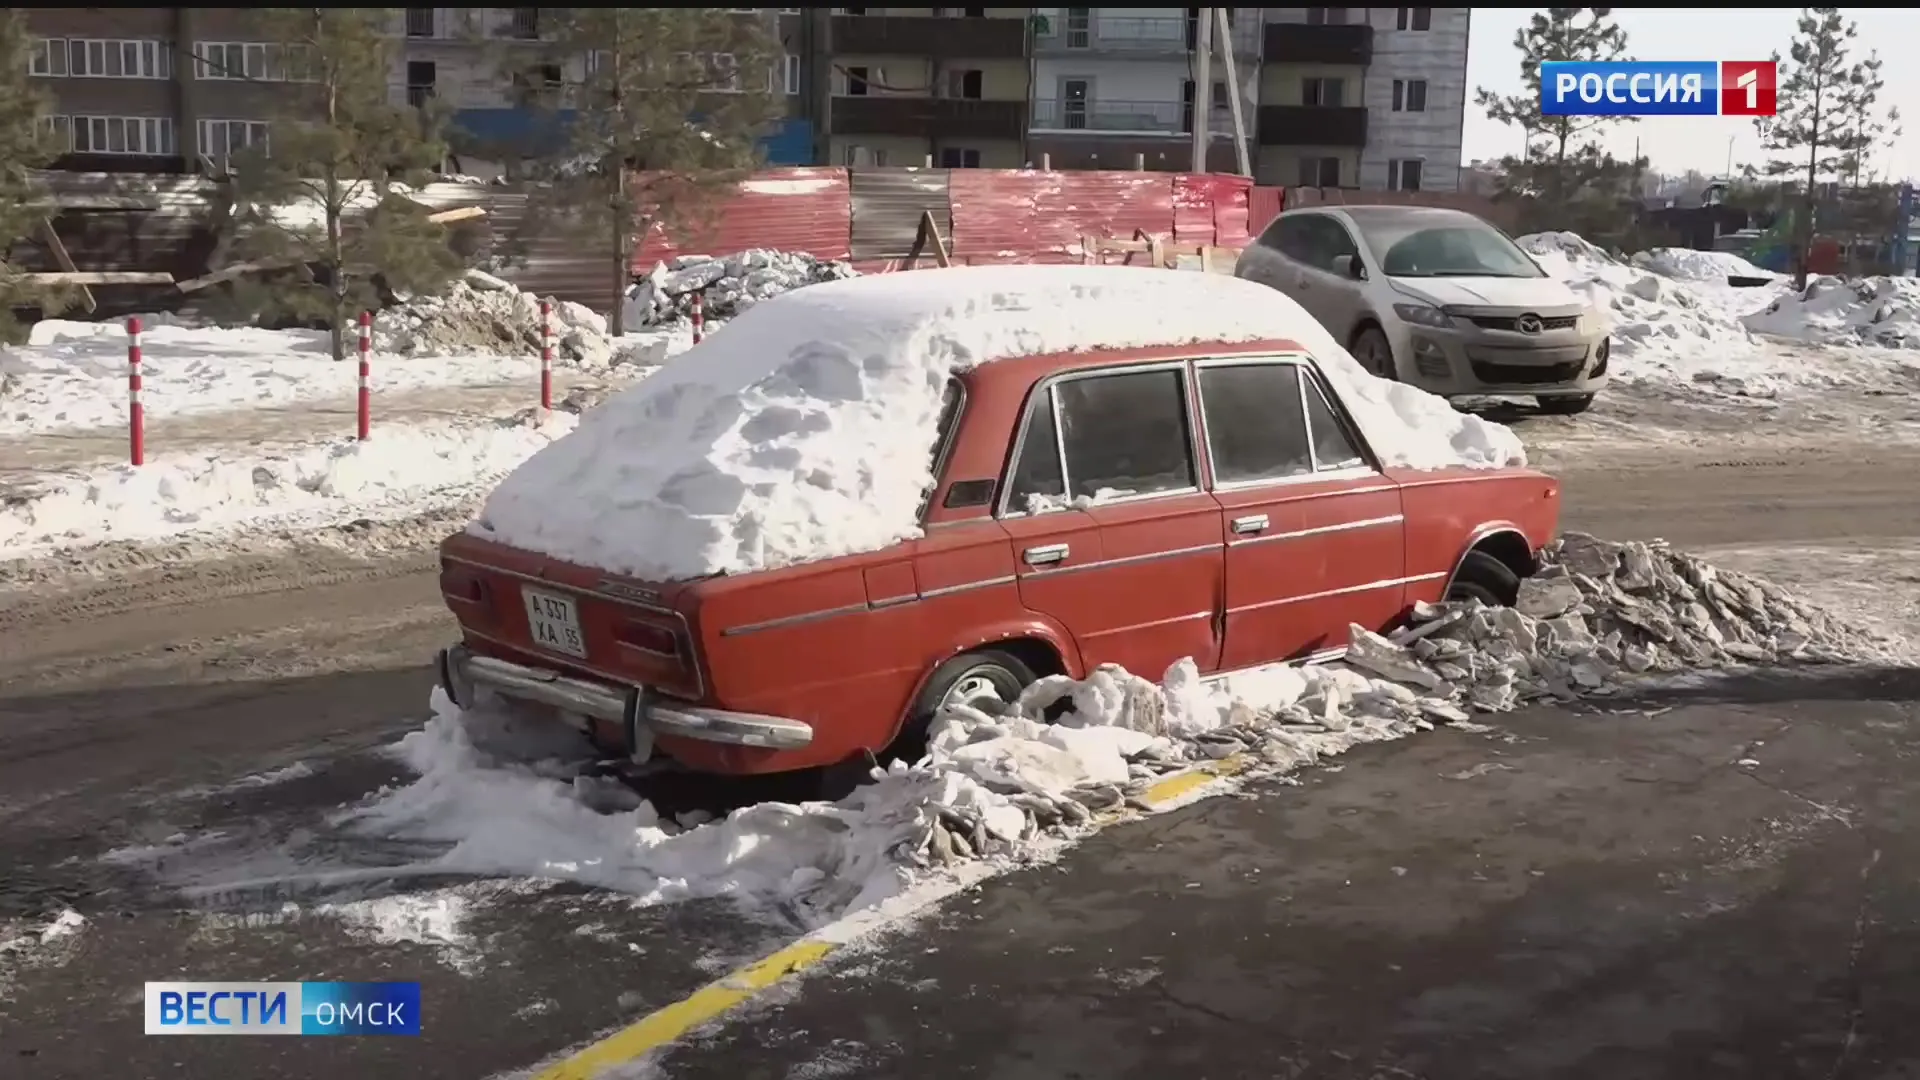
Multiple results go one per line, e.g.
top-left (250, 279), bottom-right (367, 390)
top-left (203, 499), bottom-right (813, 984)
top-left (1199, 361), bottom-right (1369, 484)
top-left (1003, 368), bottom-right (1197, 512)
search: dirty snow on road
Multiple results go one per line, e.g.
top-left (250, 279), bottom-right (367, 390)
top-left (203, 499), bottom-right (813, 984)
top-left (96, 534), bottom-right (1898, 964)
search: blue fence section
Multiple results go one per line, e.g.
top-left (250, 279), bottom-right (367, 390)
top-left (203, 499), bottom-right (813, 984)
top-left (451, 110), bottom-right (815, 166)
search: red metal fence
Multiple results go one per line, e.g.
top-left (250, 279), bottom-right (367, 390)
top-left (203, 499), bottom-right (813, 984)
top-left (633, 167), bottom-right (1269, 273)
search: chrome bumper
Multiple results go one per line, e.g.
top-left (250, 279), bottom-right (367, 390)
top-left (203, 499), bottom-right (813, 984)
top-left (437, 644), bottom-right (814, 751)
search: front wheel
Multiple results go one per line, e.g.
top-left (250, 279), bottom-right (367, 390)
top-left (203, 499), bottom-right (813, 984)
top-left (1446, 551), bottom-right (1522, 607)
top-left (1350, 326), bottom-right (1398, 380)
top-left (1536, 393), bottom-right (1596, 415)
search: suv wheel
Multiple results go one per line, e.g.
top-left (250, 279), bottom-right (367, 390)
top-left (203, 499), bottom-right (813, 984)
top-left (1351, 326), bottom-right (1398, 380)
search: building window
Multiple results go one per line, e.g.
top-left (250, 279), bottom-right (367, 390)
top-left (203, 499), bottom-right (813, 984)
top-left (1396, 8), bottom-right (1432, 31)
top-left (838, 65), bottom-right (874, 96)
top-left (508, 8), bottom-right (540, 38)
top-left (708, 52), bottom-right (742, 92)
top-left (1391, 78), bottom-right (1428, 112)
top-left (1181, 79), bottom-right (1229, 132)
top-left (946, 68), bottom-right (982, 100)
top-left (405, 9), bottom-right (436, 38)
top-left (71, 115), bottom-right (177, 155)
top-left (197, 42), bottom-right (315, 82)
top-left (200, 118), bottom-right (270, 160)
top-left (1305, 8), bottom-right (1348, 24)
top-left (941, 147), bottom-right (982, 168)
top-left (1299, 156), bottom-right (1341, 187)
top-left (1063, 8), bottom-right (1091, 48)
top-left (35, 38), bottom-right (174, 79)
top-left (1390, 158), bottom-right (1424, 191)
top-left (39, 115), bottom-right (72, 151)
top-left (843, 143), bottom-right (887, 167)
top-left (781, 53), bottom-right (800, 95)
top-left (1302, 77), bottom-right (1345, 107)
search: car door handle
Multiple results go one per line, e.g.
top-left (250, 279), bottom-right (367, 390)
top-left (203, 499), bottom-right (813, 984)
top-left (1023, 543), bottom-right (1070, 566)
top-left (1231, 514), bottom-right (1270, 535)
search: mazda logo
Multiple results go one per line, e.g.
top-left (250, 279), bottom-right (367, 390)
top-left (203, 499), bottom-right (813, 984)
top-left (1516, 314), bottom-right (1544, 334)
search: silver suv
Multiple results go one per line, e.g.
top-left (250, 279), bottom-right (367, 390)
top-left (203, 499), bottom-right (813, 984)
top-left (1235, 205), bottom-right (1610, 415)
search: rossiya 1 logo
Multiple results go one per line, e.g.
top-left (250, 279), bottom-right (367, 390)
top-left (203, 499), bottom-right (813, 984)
top-left (1539, 61), bottom-right (1777, 117)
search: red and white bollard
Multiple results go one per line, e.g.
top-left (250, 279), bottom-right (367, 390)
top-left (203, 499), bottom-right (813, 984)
top-left (538, 299), bottom-right (554, 414)
top-left (690, 291), bottom-right (704, 345)
top-left (357, 311), bottom-right (372, 441)
top-left (126, 317), bottom-right (144, 467)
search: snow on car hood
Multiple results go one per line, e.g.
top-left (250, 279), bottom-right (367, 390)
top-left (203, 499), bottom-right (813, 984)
top-left (1388, 275), bottom-right (1588, 311)
top-left (470, 265), bottom-right (1526, 582)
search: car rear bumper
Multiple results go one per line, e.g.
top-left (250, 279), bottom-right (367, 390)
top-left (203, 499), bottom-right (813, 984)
top-left (437, 644), bottom-right (814, 751)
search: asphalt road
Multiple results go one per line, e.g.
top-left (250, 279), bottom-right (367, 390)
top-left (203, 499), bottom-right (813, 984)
top-left (2, 432), bottom-right (1918, 1078)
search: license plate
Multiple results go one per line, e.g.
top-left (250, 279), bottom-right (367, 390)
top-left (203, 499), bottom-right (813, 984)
top-left (522, 587), bottom-right (588, 658)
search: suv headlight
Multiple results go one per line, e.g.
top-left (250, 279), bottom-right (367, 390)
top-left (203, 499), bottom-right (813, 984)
top-left (1391, 303), bottom-right (1454, 329)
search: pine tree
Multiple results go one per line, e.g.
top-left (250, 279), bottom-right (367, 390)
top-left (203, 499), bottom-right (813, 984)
top-left (1832, 49), bottom-right (1898, 189)
top-left (1472, 8), bottom-right (1645, 243)
top-left (219, 8), bottom-right (463, 360)
top-left (510, 9), bottom-right (783, 336)
top-left (0, 12), bottom-right (67, 343)
top-left (1756, 7), bottom-right (1878, 287)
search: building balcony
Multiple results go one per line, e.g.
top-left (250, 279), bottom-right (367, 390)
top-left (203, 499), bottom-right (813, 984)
top-left (1030, 98), bottom-right (1240, 138)
top-left (1032, 15), bottom-right (1260, 57)
top-left (1261, 22), bottom-right (1373, 65)
top-left (831, 14), bottom-right (1026, 60)
top-left (1255, 104), bottom-right (1368, 148)
top-left (831, 95), bottom-right (1026, 141)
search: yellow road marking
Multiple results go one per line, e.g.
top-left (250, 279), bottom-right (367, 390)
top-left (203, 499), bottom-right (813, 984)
top-left (533, 752), bottom-right (1256, 1078)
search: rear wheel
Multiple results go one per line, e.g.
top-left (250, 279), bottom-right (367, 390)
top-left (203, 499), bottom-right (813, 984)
top-left (1351, 326), bottom-right (1398, 380)
top-left (810, 649), bottom-right (1040, 801)
top-left (1446, 550), bottom-right (1522, 607)
top-left (1536, 393), bottom-right (1595, 415)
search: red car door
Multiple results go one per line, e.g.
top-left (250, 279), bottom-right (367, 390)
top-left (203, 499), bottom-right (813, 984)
top-left (1194, 356), bottom-right (1408, 671)
top-left (999, 362), bottom-right (1224, 677)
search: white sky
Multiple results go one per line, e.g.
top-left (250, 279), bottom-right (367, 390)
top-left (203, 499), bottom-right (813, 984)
top-left (1461, 8), bottom-right (1919, 182)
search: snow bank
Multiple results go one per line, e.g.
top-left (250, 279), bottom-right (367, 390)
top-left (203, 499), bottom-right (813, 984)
top-left (1520, 232), bottom-right (1765, 364)
top-left (1630, 247), bottom-right (1775, 283)
top-left (624, 249), bottom-right (859, 331)
top-left (473, 265), bottom-right (1526, 582)
top-left (378, 275), bottom-right (672, 370)
top-left (1743, 275), bottom-right (1920, 350)
top-left (1, 414), bottom-right (576, 558)
top-left (319, 534), bottom-right (1886, 928)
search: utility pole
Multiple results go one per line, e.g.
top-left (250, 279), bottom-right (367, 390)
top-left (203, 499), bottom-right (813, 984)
top-left (1213, 8), bottom-right (1250, 176)
top-left (1189, 7), bottom-right (1213, 173)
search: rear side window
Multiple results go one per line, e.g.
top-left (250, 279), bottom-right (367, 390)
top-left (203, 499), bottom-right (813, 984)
top-left (1198, 364), bottom-right (1313, 484)
top-left (1198, 362), bottom-right (1369, 484)
top-left (1003, 368), bottom-right (1197, 512)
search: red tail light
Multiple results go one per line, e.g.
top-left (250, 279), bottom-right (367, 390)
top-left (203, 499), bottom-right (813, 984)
top-left (439, 565), bottom-right (490, 606)
top-left (615, 621), bottom-right (680, 659)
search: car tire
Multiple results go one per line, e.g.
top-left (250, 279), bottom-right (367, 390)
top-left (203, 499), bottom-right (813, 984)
top-left (1446, 550), bottom-right (1522, 607)
top-left (1536, 393), bottom-right (1596, 415)
top-left (1351, 326), bottom-right (1398, 380)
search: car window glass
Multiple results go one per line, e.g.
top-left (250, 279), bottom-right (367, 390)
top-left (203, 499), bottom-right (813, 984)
top-left (1005, 391), bottom-right (1066, 512)
top-left (1305, 217), bottom-right (1361, 273)
top-left (918, 380), bottom-right (966, 518)
top-left (1302, 372), bottom-right (1368, 471)
top-left (1257, 214), bottom-right (1288, 250)
top-left (1197, 363), bottom-right (1313, 484)
top-left (1055, 369), bottom-right (1196, 501)
top-left (1274, 217), bottom-right (1317, 264)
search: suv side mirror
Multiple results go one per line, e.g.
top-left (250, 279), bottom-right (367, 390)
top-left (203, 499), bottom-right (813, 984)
top-left (1332, 254), bottom-right (1367, 281)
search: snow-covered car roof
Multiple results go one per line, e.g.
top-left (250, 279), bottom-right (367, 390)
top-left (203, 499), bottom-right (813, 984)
top-left (469, 265), bottom-right (1523, 582)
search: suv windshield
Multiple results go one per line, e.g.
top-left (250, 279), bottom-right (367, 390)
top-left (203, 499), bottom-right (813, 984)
top-left (1360, 219), bottom-right (1545, 279)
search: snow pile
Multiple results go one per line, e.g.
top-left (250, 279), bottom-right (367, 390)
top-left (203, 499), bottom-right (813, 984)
top-left (376, 276), bottom-right (656, 370)
top-left (1743, 275), bottom-right (1920, 350)
top-left (1, 413), bottom-right (576, 558)
top-left (325, 533), bottom-right (1880, 927)
top-left (1518, 231), bottom-right (1763, 370)
top-left (623, 249), bottom-right (859, 330)
top-left (473, 265), bottom-right (1526, 582)
top-left (1631, 247), bottom-right (1776, 283)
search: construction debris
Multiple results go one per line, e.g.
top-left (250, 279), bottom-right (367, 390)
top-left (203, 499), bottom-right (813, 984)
top-left (623, 249), bottom-right (858, 329)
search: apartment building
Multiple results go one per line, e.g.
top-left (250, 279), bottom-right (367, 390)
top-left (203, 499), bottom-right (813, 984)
top-left (1028, 7), bottom-right (1262, 174)
top-left (1256, 6), bottom-right (1468, 191)
top-left (822, 8), bottom-right (1030, 170)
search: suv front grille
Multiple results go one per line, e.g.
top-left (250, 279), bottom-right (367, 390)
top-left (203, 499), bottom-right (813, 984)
top-left (1469, 359), bottom-right (1584, 385)
top-left (1465, 314), bottom-right (1580, 332)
